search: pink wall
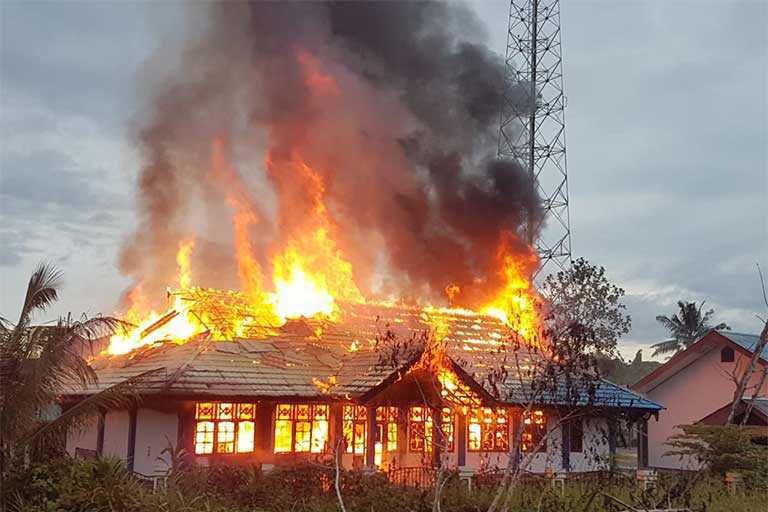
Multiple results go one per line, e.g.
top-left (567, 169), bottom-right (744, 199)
top-left (644, 343), bottom-right (767, 469)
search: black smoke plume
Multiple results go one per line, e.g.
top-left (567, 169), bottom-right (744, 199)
top-left (120, 1), bottom-right (542, 309)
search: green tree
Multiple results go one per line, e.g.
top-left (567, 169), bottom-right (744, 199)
top-left (0, 263), bottom-right (153, 507)
top-left (651, 300), bottom-right (729, 357)
top-left (540, 257), bottom-right (632, 356)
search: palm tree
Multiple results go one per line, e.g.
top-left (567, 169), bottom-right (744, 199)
top-left (651, 300), bottom-right (729, 357)
top-left (0, 263), bottom-right (156, 502)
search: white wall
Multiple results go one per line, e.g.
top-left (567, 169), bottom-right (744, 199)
top-left (644, 345), bottom-right (767, 469)
top-left (133, 408), bottom-right (179, 476)
top-left (103, 409), bottom-right (130, 461)
top-left (386, 414), bottom-right (611, 474)
top-left (567, 417), bottom-right (611, 472)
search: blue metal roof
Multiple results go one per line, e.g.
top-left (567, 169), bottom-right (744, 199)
top-left (717, 330), bottom-right (766, 360)
top-left (500, 376), bottom-right (663, 411)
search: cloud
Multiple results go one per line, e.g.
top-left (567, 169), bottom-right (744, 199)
top-left (0, 0), bottom-right (765, 341)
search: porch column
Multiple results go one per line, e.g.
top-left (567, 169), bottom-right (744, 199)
top-left (608, 417), bottom-right (617, 458)
top-left (330, 403), bottom-right (344, 468)
top-left (561, 419), bottom-right (571, 472)
top-left (398, 406), bottom-right (408, 461)
top-left (177, 402), bottom-right (195, 456)
top-left (457, 410), bottom-right (467, 467)
top-left (637, 417), bottom-right (649, 468)
top-left (255, 402), bottom-right (273, 462)
top-left (96, 409), bottom-right (105, 456)
top-left (126, 407), bottom-right (137, 472)
top-left (365, 405), bottom-right (376, 468)
top-left (431, 406), bottom-right (441, 468)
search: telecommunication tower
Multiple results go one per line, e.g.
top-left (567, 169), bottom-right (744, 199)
top-left (498, 0), bottom-right (572, 275)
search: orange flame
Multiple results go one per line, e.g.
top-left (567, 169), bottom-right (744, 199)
top-left (108, 239), bottom-right (203, 355)
top-left (176, 238), bottom-right (195, 290)
top-left (108, 144), bottom-right (542, 355)
top-left (480, 233), bottom-right (540, 342)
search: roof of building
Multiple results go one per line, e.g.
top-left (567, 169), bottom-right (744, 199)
top-left (698, 397), bottom-right (768, 425)
top-left (716, 330), bottom-right (768, 360)
top-left (632, 329), bottom-right (766, 393)
top-left (61, 297), bottom-right (661, 412)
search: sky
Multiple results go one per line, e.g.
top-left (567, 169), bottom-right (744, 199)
top-left (1, 1), bottom-right (766, 361)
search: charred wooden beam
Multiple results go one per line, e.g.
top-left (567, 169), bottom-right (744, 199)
top-left (140, 310), bottom-right (179, 338)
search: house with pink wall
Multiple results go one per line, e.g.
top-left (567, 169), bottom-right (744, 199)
top-left (632, 330), bottom-right (767, 469)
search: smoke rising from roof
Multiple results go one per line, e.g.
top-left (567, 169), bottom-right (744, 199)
top-left (120, 1), bottom-right (542, 310)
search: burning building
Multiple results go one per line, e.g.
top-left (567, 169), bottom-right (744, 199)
top-left (62, 286), bottom-right (660, 479)
top-left (61, 1), bottom-right (660, 481)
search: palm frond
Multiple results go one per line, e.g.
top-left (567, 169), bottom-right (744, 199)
top-left (22, 367), bottom-right (165, 450)
top-left (18, 263), bottom-right (62, 326)
top-left (651, 338), bottom-right (681, 357)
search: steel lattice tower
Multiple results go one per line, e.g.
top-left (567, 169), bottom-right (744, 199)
top-left (499, 0), bottom-right (572, 275)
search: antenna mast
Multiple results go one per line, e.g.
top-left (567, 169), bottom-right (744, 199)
top-left (499, 0), bottom-right (572, 275)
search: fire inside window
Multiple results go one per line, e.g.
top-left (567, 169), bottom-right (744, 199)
top-left (467, 408), bottom-right (509, 452)
top-left (343, 405), bottom-right (399, 465)
top-left (343, 405), bottom-right (367, 455)
top-left (408, 406), bottom-right (454, 452)
top-left (376, 406), bottom-right (399, 452)
top-left (274, 403), bottom-right (329, 454)
top-left (194, 402), bottom-right (255, 455)
top-left (521, 410), bottom-right (546, 453)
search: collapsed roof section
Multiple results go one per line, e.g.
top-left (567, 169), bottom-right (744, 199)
top-left (62, 296), bottom-right (662, 413)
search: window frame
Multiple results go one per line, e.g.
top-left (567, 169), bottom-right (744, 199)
top-left (193, 402), bottom-right (256, 456)
top-left (273, 403), bottom-right (330, 454)
top-left (467, 407), bottom-right (510, 453)
top-left (565, 417), bottom-right (583, 453)
top-left (343, 405), bottom-right (368, 455)
top-left (408, 406), bottom-right (454, 453)
top-left (720, 346), bottom-right (735, 363)
top-left (375, 406), bottom-right (399, 453)
top-left (520, 409), bottom-right (547, 453)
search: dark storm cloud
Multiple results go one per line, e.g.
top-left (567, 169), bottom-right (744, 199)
top-left (0, 149), bottom-right (128, 227)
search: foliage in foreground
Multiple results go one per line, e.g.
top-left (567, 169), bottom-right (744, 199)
top-left (665, 424), bottom-right (768, 488)
top-left (4, 457), bottom-right (767, 512)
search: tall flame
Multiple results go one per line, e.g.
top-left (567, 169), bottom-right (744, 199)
top-left (108, 239), bottom-right (202, 355)
top-left (480, 232), bottom-right (539, 341)
top-left (108, 150), bottom-right (540, 356)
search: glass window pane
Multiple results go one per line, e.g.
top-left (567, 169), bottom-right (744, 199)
top-left (274, 419), bottom-right (293, 453)
top-left (468, 423), bottom-right (481, 450)
top-left (353, 423), bottom-right (366, 454)
top-left (311, 419), bottom-right (328, 453)
top-left (196, 403), bottom-right (215, 420)
top-left (387, 422), bottom-right (398, 452)
top-left (295, 421), bottom-right (311, 452)
top-left (195, 421), bottom-right (214, 454)
top-left (217, 421), bottom-right (235, 453)
top-left (237, 421), bottom-right (255, 453)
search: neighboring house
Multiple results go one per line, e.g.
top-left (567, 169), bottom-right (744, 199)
top-left (632, 330), bottom-right (767, 469)
top-left (62, 290), bottom-right (661, 479)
